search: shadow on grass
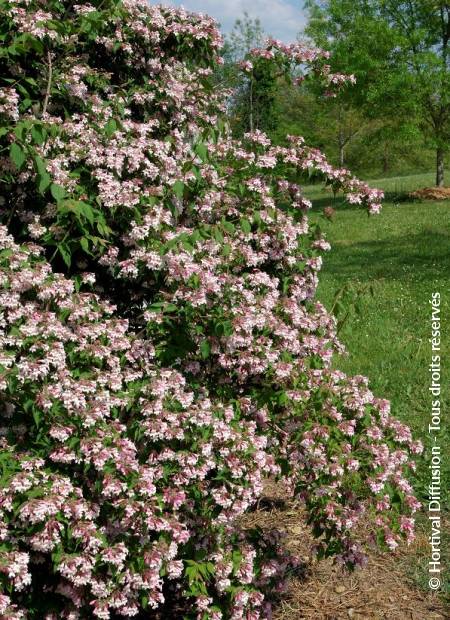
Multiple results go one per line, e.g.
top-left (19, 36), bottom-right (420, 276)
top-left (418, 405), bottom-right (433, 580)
top-left (323, 229), bottom-right (450, 282)
top-left (307, 194), bottom-right (446, 212)
top-left (382, 191), bottom-right (420, 203)
top-left (308, 195), bottom-right (350, 212)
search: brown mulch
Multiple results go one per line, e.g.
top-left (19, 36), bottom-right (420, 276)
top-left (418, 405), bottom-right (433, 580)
top-left (409, 187), bottom-right (450, 200)
top-left (241, 482), bottom-right (447, 620)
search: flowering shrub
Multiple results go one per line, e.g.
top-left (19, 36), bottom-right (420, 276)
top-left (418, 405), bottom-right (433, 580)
top-left (0, 1), bottom-right (422, 618)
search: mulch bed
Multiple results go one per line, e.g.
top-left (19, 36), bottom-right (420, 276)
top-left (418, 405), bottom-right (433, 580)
top-left (409, 187), bottom-right (450, 200)
top-left (241, 482), bottom-right (447, 620)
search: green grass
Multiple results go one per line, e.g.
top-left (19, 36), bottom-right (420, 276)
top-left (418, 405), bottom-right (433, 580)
top-left (304, 173), bottom-right (449, 432)
top-left (305, 173), bottom-right (449, 594)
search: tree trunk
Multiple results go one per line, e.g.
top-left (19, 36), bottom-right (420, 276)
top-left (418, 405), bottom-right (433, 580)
top-left (338, 130), bottom-right (345, 167)
top-left (382, 143), bottom-right (389, 174)
top-left (436, 147), bottom-right (444, 187)
top-left (338, 103), bottom-right (345, 167)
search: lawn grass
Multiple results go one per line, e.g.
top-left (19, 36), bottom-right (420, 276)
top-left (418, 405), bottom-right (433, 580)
top-left (304, 173), bottom-right (450, 596)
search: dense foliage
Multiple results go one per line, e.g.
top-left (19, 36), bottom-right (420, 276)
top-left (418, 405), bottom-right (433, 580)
top-left (305, 0), bottom-right (450, 184)
top-left (0, 1), bottom-right (422, 618)
top-left (219, 11), bottom-right (433, 176)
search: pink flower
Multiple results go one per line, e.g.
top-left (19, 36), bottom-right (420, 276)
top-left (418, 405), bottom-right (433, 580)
top-left (239, 60), bottom-right (253, 73)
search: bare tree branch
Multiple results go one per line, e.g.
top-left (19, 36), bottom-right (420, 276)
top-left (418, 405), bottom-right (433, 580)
top-left (42, 51), bottom-right (53, 117)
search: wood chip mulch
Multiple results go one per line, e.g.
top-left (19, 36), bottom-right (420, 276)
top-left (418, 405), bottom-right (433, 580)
top-left (240, 483), bottom-right (448, 620)
top-left (409, 187), bottom-right (450, 200)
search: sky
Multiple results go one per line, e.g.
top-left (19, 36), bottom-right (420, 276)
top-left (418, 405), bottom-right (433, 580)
top-left (161, 1), bottom-right (307, 43)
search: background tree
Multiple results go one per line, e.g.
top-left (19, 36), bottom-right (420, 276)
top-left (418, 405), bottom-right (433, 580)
top-left (213, 12), bottom-right (265, 103)
top-left (227, 11), bottom-right (265, 60)
top-left (222, 13), bottom-right (282, 136)
top-left (304, 0), bottom-right (450, 185)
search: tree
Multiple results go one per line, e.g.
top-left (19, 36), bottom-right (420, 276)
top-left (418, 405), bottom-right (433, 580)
top-left (223, 13), bottom-right (282, 136)
top-left (305, 0), bottom-right (450, 186)
top-left (228, 11), bottom-right (266, 60)
top-left (213, 12), bottom-right (265, 108)
top-left (0, 1), bottom-right (421, 618)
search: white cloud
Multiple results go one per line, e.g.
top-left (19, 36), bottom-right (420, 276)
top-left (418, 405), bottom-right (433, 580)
top-left (161, 0), bottom-right (306, 42)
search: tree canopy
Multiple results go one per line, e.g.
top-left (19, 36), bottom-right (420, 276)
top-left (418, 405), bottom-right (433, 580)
top-left (305, 0), bottom-right (450, 185)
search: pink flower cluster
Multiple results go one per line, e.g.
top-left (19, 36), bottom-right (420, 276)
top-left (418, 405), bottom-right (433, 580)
top-left (0, 226), bottom-right (281, 618)
top-left (245, 38), bottom-right (356, 96)
top-left (0, 87), bottom-right (19, 121)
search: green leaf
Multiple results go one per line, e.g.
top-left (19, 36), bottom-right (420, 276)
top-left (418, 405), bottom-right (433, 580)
top-left (38, 172), bottom-right (51, 193)
top-left (31, 125), bottom-right (45, 145)
top-left (222, 320), bottom-right (233, 336)
top-left (215, 320), bottom-right (233, 337)
top-left (222, 243), bottom-right (231, 256)
top-left (278, 391), bottom-right (289, 406)
top-left (222, 220), bottom-right (235, 234)
top-left (191, 164), bottom-right (202, 181)
top-left (231, 550), bottom-right (242, 570)
top-left (78, 202), bottom-right (95, 225)
top-left (32, 407), bottom-right (41, 428)
top-left (182, 240), bottom-right (194, 253)
top-left (213, 227), bottom-right (224, 243)
top-left (57, 243), bottom-right (71, 267)
top-left (173, 180), bottom-right (184, 200)
top-left (80, 237), bottom-right (90, 253)
top-left (240, 218), bottom-right (252, 234)
top-left (195, 143), bottom-right (208, 162)
top-left (141, 594), bottom-right (148, 609)
top-left (200, 340), bottom-right (211, 359)
top-left (34, 155), bottom-right (51, 192)
top-left (50, 184), bottom-right (67, 202)
top-left (34, 154), bottom-right (47, 175)
top-left (9, 142), bottom-right (26, 170)
top-left (20, 97), bottom-right (33, 112)
top-left (14, 123), bottom-right (26, 140)
top-left (147, 302), bottom-right (177, 314)
top-left (104, 118), bottom-right (117, 137)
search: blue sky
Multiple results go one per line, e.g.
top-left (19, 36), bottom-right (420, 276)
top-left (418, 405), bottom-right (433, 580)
top-left (161, 1), bottom-right (307, 42)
